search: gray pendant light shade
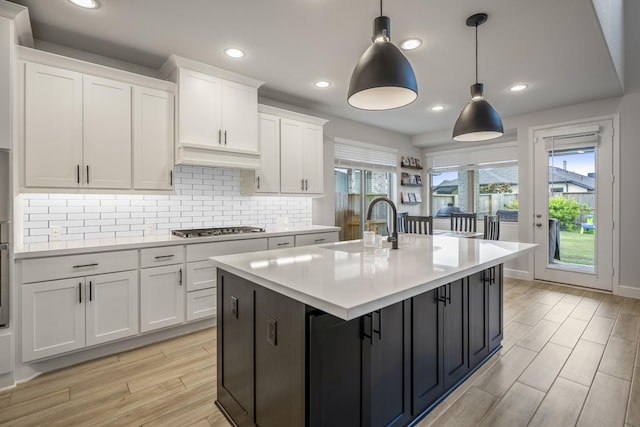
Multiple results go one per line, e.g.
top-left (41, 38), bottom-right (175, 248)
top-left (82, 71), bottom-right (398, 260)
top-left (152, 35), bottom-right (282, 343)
top-left (348, 15), bottom-right (418, 110)
top-left (452, 13), bottom-right (503, 142)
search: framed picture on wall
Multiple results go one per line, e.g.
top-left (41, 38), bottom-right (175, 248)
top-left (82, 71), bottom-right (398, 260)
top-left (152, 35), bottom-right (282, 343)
top-left (409, 157), bottom-right (417, 167)
top-left (415, 175), bottom-right (422, 185)
top-left (401, 173), bottom-right (411, 185)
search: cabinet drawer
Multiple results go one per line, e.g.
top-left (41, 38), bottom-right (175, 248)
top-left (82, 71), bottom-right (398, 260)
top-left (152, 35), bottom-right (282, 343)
top-left (268, 235), bottom-right (294, 250)
top-left (295, 232), bottom-right (339, 247)
top-left (186, 238), bottom-right (268, 262)
top-left (141, 245), bottom-right (184, 268)
top-left (187, 288), bottom-right (216, 321)
top-left (186, 260), bottom-right (216, 292)
top-left (21, 250), bottom-right (137, 284)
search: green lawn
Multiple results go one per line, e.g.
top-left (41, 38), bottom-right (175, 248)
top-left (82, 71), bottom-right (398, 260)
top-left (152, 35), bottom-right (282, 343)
top-left (559, 230), bottom-right (595, 266)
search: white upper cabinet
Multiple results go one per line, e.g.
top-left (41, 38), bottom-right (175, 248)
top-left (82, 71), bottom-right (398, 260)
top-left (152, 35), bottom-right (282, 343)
top-left (25, 62), bottom-right (83, 188)
top-left (162, 55), bottom-right (264, 169)
top-left (19, 48), bottom-right (175, 192)
top-left (280, 118), bottom-right (325, 194)
top-left (133, 86), bottom-right (174, 190)
top-left (178, 68), bottom-right (222, 148)
top-left (254, 113), bottom-right (280, 193)
top-left (83, 75), bottom-right (132, 189)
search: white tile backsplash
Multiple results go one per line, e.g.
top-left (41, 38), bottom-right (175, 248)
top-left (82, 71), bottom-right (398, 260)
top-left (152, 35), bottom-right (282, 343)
top-left (22, 166), bottom-right (313, 243)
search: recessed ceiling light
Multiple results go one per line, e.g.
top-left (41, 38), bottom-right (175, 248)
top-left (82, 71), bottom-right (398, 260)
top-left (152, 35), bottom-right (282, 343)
top-left (430, 105), bottom-right (445, 111)
top-left (314, 81), bottom-right (331, 88)
top-left (509, 84), bottom-right (528, 92)
top-left (68, 0), bottom-right (100, 9)
top-left (224, 48), bottom-right (245, 58)
top-left (400, 38), bottom-right (422, 51)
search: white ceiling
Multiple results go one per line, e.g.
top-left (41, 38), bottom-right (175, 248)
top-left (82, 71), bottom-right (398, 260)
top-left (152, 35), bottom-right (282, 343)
top-left (8, 0), bottom-right (626, 138)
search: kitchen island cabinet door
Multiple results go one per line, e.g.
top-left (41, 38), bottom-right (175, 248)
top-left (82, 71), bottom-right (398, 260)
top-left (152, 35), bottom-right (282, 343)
top-left (488, 265), bottom-right (504, 352)
top-left (254, 287), bottom-right (305, 427)
top-left (85, 270), bottom-right (138, 346)
top-left (442, 279), bottom-right (469, 389)
top-left (140, 264), bottom-right (185, 332)
top-left (308, 312), bottom-right (362, 427)
top-left (412, 289), bottom-right (445, 414)
top-left (24, 62), bottom-right (83, 188)
top-left (362, 301), bottom-right (412, 427)
top-left (217, 271), bottom-right (255, 426)
top-left (22, 278), bottom-right (86, 362)
top-left (468, 271), bottom-right (489, 368)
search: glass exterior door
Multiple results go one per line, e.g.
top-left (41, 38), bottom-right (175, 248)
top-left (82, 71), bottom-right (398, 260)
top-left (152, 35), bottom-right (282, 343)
top-left (533, 120), bottom-right (614, 291)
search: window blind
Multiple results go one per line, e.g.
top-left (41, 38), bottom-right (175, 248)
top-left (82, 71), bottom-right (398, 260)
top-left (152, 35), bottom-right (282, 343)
top-left (334, 137), bottom-right (398, 173)
top-left (427, 143), bottom-right (518, 172)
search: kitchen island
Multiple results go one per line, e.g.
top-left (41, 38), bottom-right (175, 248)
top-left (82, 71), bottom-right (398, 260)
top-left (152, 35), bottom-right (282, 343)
top-left (209, 234), bottom-right (536, 427)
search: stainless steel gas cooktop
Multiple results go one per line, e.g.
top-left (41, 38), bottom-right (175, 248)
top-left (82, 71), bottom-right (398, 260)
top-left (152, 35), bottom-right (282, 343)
top-left (171, 226), bottom-right (266, 238)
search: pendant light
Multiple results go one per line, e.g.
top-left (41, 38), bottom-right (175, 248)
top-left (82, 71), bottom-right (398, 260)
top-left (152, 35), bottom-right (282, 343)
top-left (452, 13), bottom-right (503, 142)
top-left (347, 0), bottom-right (418, 110)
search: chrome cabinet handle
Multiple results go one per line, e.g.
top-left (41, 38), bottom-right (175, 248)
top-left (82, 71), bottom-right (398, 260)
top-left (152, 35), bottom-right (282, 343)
top-left (277, 242), bottom-right (290, 246)
top-left (72, 263), bottom-right (99, 269)
top-left (154, 255), bottom-right (175, 260)
top-left (314, 238), bottom-right (325, 243)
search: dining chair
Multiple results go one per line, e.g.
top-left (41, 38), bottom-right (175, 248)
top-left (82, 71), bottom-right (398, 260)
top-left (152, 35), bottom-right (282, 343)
top-left (483, 215), bottom-right (500, 240)
top-left (397, 212), bottom-right (408, 233)
top-left (405, 215), bottom-right (433, 235)
top-left (450, 212), bottom-right (477, 232)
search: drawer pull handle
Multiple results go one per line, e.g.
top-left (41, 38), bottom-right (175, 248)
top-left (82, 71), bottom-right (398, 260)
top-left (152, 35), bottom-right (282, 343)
top-left (314, 239), bottom-right (325, 243)
top-left (73, 263), bottom-right (99, 269)
top-left (154, 255), bottom-right (175, 260)
top-left (277, 242), bottom-right (290, 246)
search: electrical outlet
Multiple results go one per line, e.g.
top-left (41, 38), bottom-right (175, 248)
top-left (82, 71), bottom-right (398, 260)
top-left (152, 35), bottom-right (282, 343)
top-left (146, 223), bottom-right (156, 236)
top-left (50, 226), bottom-right (62, 241)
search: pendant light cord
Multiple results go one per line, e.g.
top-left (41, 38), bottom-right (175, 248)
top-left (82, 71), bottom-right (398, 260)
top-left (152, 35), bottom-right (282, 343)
top-left (475, 22), bottom-right (479, 84)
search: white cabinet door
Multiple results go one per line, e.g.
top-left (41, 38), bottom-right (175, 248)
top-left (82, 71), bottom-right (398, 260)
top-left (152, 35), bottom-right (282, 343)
top-left (178, 68), bottom-right (221, 148)
top-left (302, 123), bottom-right (324, 194)
top-left (221, 80), bottom-right (258, 154)
top-left (22, 278), bottom-right (85, 362)
top-left (83, 75), bottom-right (132, 189)
top-left (133, 86), bottom-right (174, 190)
top-left (140, 264), bottom-right (185, 332)
top-left (85, 271), bottom-right (139, 346)
top-left (280, 118), bottom-right (305, 193)
top-left (185, 260), bottom-right (216, 292)
top-left (25, 62), bottom-right (83, 188)
top-left (255, 113), bottom-right (280, 193)
top-left (186, 288), bottom-right (216, 321)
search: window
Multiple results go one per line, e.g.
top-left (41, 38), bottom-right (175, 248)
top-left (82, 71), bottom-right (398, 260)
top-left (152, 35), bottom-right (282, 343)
top-left (334, 138), bottom-right (397, 241)
top-left (427, 144), bottom-right (518, 221)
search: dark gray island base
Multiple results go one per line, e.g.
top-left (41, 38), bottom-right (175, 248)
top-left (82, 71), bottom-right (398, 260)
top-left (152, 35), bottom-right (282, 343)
top-left (216, 265), bottom-right (504, 427)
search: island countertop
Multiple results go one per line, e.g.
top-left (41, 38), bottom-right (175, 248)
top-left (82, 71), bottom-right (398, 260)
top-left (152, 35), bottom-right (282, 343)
top-left (210, 234), bottom-right (536, 320)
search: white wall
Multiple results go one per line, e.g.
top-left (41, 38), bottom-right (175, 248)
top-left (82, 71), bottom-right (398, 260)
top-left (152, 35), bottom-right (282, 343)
top-left (415, 91), bottom-right (640, 291)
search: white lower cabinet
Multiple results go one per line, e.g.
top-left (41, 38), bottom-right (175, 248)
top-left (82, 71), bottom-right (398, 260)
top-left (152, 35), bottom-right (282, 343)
top-left (186, 288), bottom-right (216, 321)
top-left (21, 270), bottom-right (138, 362)
top-left (140, 264), bottom-right (185, 332)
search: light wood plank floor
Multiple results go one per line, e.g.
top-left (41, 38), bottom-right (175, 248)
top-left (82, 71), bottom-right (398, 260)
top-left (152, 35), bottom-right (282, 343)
top-left (0, 278), bottom-right (639, 426)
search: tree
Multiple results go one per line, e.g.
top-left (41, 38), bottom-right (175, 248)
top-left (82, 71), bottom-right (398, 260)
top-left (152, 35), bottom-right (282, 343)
top-left (548, 196), bottom-right (588, 231)
top-left (480, 183), bottom-right (513, 194)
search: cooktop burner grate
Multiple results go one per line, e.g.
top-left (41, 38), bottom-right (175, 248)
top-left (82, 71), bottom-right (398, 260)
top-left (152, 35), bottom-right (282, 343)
top-left (171, 226), bottom-right (266, 238)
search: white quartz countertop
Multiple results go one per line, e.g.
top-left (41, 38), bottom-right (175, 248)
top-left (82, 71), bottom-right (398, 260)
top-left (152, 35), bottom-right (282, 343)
top-left (210, 234), bottom-right (537, 320)
top-left (14, 225), bottom-right (340, 259)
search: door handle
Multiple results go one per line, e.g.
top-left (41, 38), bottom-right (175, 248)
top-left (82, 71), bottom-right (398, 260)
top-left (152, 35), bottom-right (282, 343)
top-left (76, 165), bottom-right (80, 184)
top-left (536, 223), bottom-right (542, 227)
top-left (169, 170), bottom-right (173, 186)
top-left (89, 281), bottom-right (93, 301)
top-left (224, 130), bottom-right (227, 145)
top-left (536, 214), bottom-right (542, 218)
top-left (178, 268), bottom-right (183, 286)
top-left (78, 282), bottom-right (82, 304)
top-left (86, 165), bottom-right (90, 184)
top-left (257, 176), bottom-right (260, 189)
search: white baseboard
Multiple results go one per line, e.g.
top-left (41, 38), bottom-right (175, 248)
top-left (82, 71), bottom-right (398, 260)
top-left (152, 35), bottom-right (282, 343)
top-left (504, 268), bottom-right (533, 280)
top-left (616, 285), bottom-right (640, 300)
